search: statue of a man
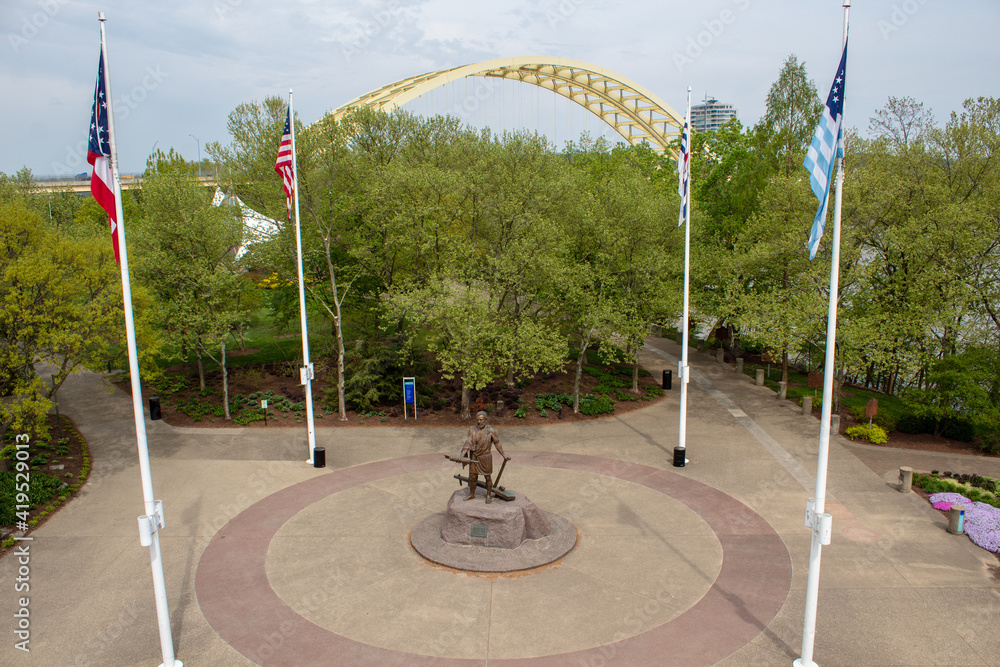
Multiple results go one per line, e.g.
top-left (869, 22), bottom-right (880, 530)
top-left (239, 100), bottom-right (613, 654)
top-left (461, 410), bottom-right (509, 503)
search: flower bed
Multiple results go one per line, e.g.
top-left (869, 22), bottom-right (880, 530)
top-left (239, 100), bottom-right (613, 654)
top-left (929, 492), bottom-right (1000, 554)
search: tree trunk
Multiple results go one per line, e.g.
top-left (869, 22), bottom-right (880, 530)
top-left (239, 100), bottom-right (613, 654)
top-left (573, 332), bottom-right (592, 414)
top-left (781, 269), bottom-right (789, 383)
top-left (506, 367), bottom-right (515, 389)
top-left (221, 340), bottom-right (231, 420)
top-left (630, 344), bottom-right (640, 394)
top-left (321, 244), bottom-right (349, 422)
top-left (195, 349), bottom-right (205, 390)
top-left (334, 305), bottom-right (347, 422)
top-left (460, 377), bottom-right (471, 420)
top-left (832, 366), bottom-right (843, 416)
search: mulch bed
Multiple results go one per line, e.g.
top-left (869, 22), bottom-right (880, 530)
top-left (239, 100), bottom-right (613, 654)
top-left (0, 414), bottom-right (91, 549)
top-left (118, 358), bottom-right (666, 429)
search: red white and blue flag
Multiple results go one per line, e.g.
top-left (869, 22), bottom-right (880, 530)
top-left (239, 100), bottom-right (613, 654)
top-left (88, 50), bottom-right (119, 263)
top-left (275, 109), bottom-right (295, 219)
top-left (677, 113), bottom-right (690, 227)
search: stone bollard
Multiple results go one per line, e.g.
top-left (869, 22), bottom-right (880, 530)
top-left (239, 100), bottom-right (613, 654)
top-left (496, 399), bottom-right (505, 418)
top-left (755, 369), bottom-right (765, 386)
top-left (802, 396), bottom-right (813, 416)
top-left (947, 505), bottom-right (966, 535)
top-left (716, 348), bottom-right (725, 363)
top-left (736, 358), bottom-right (744, 374)
top-left (830, 414), bottom-right (841, 437)
top-left (777, 381), bottom-right (787, 400)
top-left (897, 466), bottom-right (913, 493)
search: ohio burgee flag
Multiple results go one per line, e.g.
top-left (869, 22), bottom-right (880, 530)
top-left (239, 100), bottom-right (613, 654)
top-left (803, 39), bottom-right (848, 260)
top-left (677, 114), bottom-right (690, 227)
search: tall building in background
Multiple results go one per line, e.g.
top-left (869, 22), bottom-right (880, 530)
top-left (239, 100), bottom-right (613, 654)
top-left (690, 97), bottom-right (737, 133)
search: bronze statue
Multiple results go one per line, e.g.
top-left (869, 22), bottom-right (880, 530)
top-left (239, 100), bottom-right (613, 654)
top-left (456, 410), bottom-right (510, 503)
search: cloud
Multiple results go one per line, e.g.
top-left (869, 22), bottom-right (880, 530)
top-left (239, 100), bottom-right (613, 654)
top-left (2, 0), bottom-right (998, 175)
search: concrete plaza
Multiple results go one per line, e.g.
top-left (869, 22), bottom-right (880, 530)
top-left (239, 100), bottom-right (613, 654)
top-left (2, 336), bottom-right (998, 666)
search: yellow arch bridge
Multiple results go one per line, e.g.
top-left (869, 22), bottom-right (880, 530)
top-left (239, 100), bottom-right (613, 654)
top-left (331, 56), bottom-right (685, 158)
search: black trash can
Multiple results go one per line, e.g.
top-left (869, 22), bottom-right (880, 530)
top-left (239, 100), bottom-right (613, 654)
top-left (313, 447), bottom-right (326, 468)
top-left (662, 370), bottom-right (672, 390)
top-left (673, 446), bottom-right (686, 468)
top-left (149, 397), bottom-right (161, 421)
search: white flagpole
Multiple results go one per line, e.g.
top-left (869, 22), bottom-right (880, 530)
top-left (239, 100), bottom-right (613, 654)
top-left (795, 3), bottom-right (850, 666)
top-left (288, 90), bottom-right (318, 464)
top-left (98, 13), bottom-right (181, 667)
top-left (675, 87), bottom-right (692, 468)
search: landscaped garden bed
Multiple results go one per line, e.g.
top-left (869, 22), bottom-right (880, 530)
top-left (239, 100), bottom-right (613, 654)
top-left (0, 414), bottom-right (91, 552)
top-left (912, 471), bottom-right (1000, 555)
top-left (117, 348), bottom-right (665, 430)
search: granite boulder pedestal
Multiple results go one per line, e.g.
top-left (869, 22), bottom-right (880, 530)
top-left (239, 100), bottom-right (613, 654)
top-left (411, 489), bottom-right (577, 572)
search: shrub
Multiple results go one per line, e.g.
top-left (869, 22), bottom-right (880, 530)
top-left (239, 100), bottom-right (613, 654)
top-left (844, 424), bottom-right (889, 445)
top-left (897, 411), bottom-right (934, 434)
top-left (978, 427), bottom-right (1000, 455)
top-left (942, 418), bottom-right (976, 442)
top-left (0, 472), bottom-right (63, 524)
top-left (535, 393), bottom-right (571, 412)
top-left (232, 366), bottom-right (269, 392)
top-left (579, 394), bottom-right (615, 416)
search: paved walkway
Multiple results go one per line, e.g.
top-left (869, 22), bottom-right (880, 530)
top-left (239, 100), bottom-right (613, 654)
top-left (2, 337), bottom-right (998, 666)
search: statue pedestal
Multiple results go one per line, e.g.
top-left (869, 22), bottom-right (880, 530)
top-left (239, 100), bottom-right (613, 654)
top-left (441, 489), bottom-right (551, 548)
top-left (411, 489), bottom-right (577, 573)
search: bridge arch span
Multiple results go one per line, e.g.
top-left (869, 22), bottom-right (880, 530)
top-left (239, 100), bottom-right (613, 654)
top-left (331, 57), bottom-right (684, 157)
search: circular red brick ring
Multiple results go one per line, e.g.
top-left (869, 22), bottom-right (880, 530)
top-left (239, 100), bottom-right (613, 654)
top-left (196, 452), bottom-right (792, 666)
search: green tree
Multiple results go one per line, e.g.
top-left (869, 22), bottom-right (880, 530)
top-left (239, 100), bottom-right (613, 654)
top-left (0, 197), bottom-right (122, 440)
top-left (132, 150), bottom-right (248, 419)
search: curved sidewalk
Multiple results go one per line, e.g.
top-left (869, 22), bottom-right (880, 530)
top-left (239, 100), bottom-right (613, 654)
top-left (1, 336), bottom-right (998, 666)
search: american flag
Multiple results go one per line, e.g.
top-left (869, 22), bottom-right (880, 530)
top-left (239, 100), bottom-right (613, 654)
top-left (677, 114), bottom-right (690, 227)
top-left (803, 40), bottom-right (848, 260)
top-left (274, 109), bottom-right (294, 219)
top-left (88, 50), bottom-right (119, 263)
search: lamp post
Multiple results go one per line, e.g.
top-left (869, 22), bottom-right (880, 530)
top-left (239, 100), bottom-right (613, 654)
top-left (189, 134), bottom-right (202, 177)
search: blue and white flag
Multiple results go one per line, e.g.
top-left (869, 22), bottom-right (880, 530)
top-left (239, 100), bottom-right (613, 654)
top-left (803, 40), bottom-right (847, 259)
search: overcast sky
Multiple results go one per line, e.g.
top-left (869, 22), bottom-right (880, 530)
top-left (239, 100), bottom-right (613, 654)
top-left (3, 0), bottom-right (997, 177)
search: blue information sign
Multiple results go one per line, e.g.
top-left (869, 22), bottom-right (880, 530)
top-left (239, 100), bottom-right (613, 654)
top-left (403, 377), bottom-right (416, 419)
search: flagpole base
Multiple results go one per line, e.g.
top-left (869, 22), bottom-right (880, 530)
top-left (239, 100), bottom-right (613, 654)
top-left (793, 659), bottom-right (816, 667)
top-left (673, 447), bottom-right (687, 468)
top-left (159, 660), bottom-right (183, 667)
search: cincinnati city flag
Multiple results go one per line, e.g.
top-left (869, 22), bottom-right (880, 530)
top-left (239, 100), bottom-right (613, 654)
top-left (803, 39), bottom-right (848, 260)
top-left (88, 50), bottom-right (119, 263)
top-left (275, 109), bottom-right (294, 218)
top-left (677, 114), bottom-right (690, 227)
